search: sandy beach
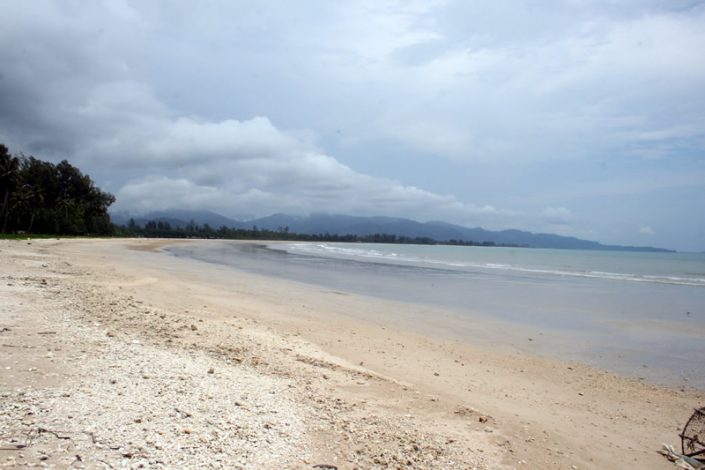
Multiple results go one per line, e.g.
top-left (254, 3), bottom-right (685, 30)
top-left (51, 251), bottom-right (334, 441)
top-left (1, 238), bottom-right (703, 469)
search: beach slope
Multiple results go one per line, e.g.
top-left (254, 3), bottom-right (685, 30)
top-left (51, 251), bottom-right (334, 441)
top-left (1, 239), bottom-right (701, 469)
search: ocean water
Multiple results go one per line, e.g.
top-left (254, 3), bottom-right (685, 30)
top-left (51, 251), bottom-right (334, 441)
top-left (275, 243), bottom-right (705, 287)
top-left (167, 242), bottom-right (705, 387)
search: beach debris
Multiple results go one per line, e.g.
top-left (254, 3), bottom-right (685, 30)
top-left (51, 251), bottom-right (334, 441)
top-left (312, 465), bottom-right (338, 469)
top-left (175, 408), bottom-right (192, 418)
top-left (207, 367), bottom-right (214, 374)
top-left (680, 407), bottom-right (705, 462)
top-left (454, 406), bottom-right (475, 417)
top-left (661, 407), bottom-right (705, 469)
top-left (478, 416), bottom-right (489, 423)
top-left (660, 444), bottom-right (705, 470)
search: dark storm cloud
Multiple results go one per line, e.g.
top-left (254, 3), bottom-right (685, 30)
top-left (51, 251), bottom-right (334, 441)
top-left (1, 1), bottom-right (704, 249)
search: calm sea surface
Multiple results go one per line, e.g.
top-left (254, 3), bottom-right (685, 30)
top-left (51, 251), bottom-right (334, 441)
top-left (167, 242), bottom-right (705, 387)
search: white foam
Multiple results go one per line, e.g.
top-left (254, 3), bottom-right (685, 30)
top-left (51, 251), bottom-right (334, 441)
top-left (271, 243), bottom-right (705, 287)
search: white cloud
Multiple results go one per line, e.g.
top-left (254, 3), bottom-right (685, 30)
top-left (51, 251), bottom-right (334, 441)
top-left (639, 225), bottom-right (655, 235)
top-left (1, 1), bottom-right (704, 249)
top-left (116, 176), bottom-right (227, 213)
top-left (362, 4), bottom-right (705, 162)
top-left (142, 116), bottom-right (303, 165)
top-left (113, 114), bottom-right (506, 222)
top-left (0, 2), bottom-right (510, 224)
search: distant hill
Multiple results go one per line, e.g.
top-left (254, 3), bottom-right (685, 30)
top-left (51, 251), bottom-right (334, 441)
top-left (110, 209), bottom-right (673, 252)
top-left (110, 209), bottom-right (242, 230)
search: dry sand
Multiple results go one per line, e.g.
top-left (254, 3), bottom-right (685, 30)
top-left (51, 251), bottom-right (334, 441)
top-left (1, 238), bottom-right (702, 469)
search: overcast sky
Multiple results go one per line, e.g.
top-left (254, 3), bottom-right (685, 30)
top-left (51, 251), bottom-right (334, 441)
top-left (2, 1), bottom-right (704, 251)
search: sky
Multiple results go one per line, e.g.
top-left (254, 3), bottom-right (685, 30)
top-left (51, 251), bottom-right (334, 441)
top-left (1, 1), bottom-right (704, 251)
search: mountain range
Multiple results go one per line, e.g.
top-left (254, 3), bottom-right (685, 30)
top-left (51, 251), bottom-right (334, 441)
top-left (110, 209), bottom-right (673, 252)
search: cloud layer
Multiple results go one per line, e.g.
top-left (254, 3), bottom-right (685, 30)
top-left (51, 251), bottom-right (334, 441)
top-left (0, 1), bottom-right (510, 224)
top-left (113, 115), bottom-right (502, 222)
top-left (1, 1), bottom-right (704, 249)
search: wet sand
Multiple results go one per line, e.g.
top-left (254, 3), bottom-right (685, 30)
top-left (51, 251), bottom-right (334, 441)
top-left (1, 238), bottom-right (702, 468)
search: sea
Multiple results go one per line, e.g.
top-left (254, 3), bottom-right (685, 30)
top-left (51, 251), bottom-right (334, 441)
top-left (167, 242), bottom-right (705, 388)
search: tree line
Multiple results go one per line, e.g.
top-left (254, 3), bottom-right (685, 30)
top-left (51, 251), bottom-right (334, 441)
top-left (0, 144), bottom-right (115, 235)
top-left (117, 219), bottom-right (510, 247)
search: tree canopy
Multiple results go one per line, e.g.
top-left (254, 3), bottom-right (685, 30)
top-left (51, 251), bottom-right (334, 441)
top-left (0, 144), bottom-right (115, 235)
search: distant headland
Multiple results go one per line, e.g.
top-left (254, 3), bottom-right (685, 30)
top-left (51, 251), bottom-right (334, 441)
top-left (110, 209), bottom-right (675, 253)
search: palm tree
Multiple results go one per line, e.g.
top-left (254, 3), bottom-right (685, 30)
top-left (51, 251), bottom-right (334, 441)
top-left (0, 147), bottom-right (20, 232)
top-left (11, 183), bottom-right (44, 232)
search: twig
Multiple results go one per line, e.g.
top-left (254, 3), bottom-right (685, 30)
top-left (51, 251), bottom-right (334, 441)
top-left (69, 454), bottom-right (83, 468)
top-left (38, 428), bottom-right (71, 440)
top-left (37, 428), bottom-right (97, 444)
top-left (175, 407), bottom-right (192, 418)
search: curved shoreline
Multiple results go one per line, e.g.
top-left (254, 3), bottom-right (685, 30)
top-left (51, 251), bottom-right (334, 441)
top-left (1, 238), bottom-right (702, 468)
top-left (167, 239), bottom-right (705, 388)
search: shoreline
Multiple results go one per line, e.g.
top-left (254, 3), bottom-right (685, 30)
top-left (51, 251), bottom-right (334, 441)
top-left (1, 238), bottom-right (702, 468)
top-left (170, 239), bottom-right (705, 389)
